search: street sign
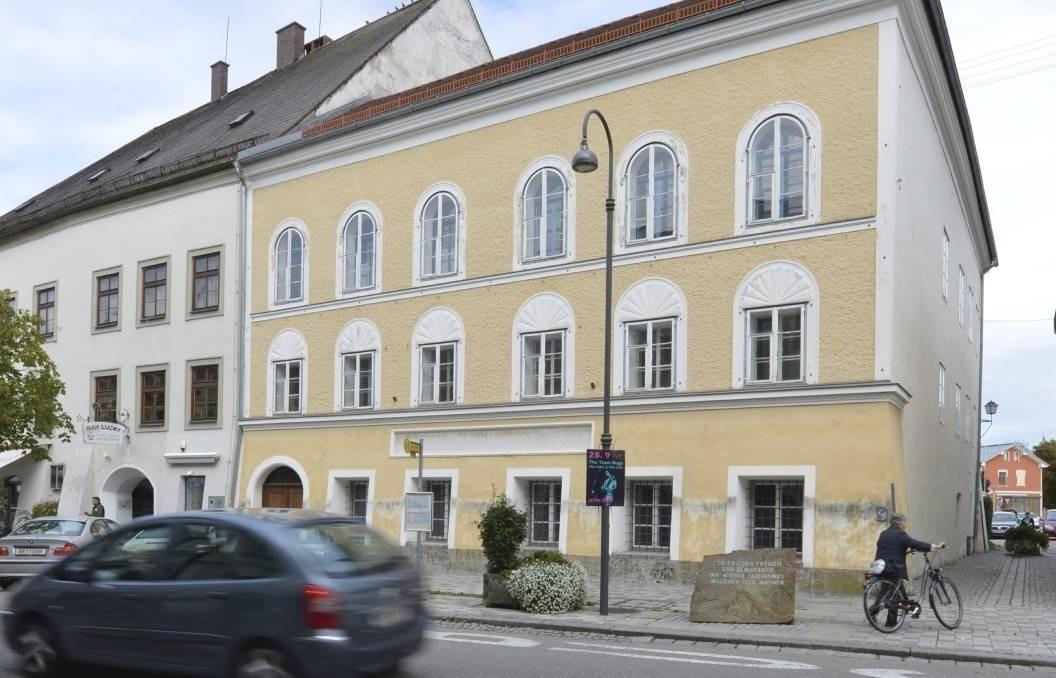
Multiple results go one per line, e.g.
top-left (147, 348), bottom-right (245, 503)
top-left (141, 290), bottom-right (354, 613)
top-left (82, 421), bottom-right (128, 446)
top-left (404, 491), bottom-right (434, 532)
top-left (403, 438), bottom-right (422, 456)
top-left (586, 449), bottom-right (625, 507)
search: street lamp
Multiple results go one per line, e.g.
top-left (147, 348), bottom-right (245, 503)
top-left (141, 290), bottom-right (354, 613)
top-left (984, 400), bottom-right (998, 417)
top-left (571, 109), bottom-right (614, 617)
top-left (975, 399), bottom-right (999, 553)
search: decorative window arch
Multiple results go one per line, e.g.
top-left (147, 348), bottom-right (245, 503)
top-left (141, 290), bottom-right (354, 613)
top-left (269, 220), bottom-right (308, 307)
top-left (511, 293), bottom-right (575, 400)
top-left (615, 131), bottom-right (689, 254)
top-left (512, 156), bottom-right (576, 269)
top-left (735, 102), bottom-right (821, 234)
top-left (412, 182), bottom-right (467, 287)
top-left (732, 261), bottom-right (820, 388)
top-left (266, 329), bottom-right (308, 415)
top-left (615, 278), bottom-right (688, 395)
top-left (336, 201), bottom-right (381, 297)
top-left (332, 319), bottom-right (381, 410)
top-left (410, 307), bottom-right (465, 406)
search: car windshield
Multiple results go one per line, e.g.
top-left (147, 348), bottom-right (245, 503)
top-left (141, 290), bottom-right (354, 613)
top-left (289, 522), bottom-right (405, 577)
top-left (10, 520), bottom-right (85, 537)
top-left (1047, 511), bottom-right (1056, 521)
top-left (993, 513), bottom-right (1017, 522)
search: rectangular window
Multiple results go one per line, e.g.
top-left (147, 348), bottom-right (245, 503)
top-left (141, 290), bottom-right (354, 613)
top-left (958, 267), bottom-right (965, 326)
top-left (95, 272), bottom-right (120, 329)
top-left (141, 262), bottom-right (168, 321)
top-left (420, 479), bottom-right (451, 542)
top-left (938, 363), bottom-right (946, 423)
top-left (998, 470), bottom-right (1007, 487)
top-left (628, 480), bottom-right (672, 553)
top-left (942, 229), bottom-right (949, 301)
top-left (529, 480), bottom-right (561, 546)
top-left (346, 480), bottom-right (369, 521)
top-left (965, 395), bottom-right (972, 441)
top-left (521, 331), bottom-right (564, 398)
top-left (747, 478), bottom-right (804, 554)
top-left (419, 343), bottom-right (456, 405)
top-left (93, 374), bottom-right (118, 423)
top-left (140, 369), bottom-right (166, 427)
top-left (189, 363), bottom-right (219, 424)
top-left (342, 351), bottom-right (374, 409)
top-left (625, 319), bottom-right (674, 391)
top-left (272, 360), bottom-right (302, 414)
top-left (192, 251), bottom-right (221, 313)
top-left (35, 285), bottom-right (56, 338)
top-left (183, 475), bottom-right (205, 511)
top-left (1017, 470), bottom-right (1027, 487)
top-left (968, 287), bottom-right (975, 342)
top-left (746, 305), bottom-right (804, 384)
top-left (50, 464), bottom-right (65, 492)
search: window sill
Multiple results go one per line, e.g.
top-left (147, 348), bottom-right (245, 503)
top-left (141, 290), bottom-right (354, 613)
top-left (617, 550), bottom-right (672, 558)
top-left (91, 325), bottom-right (121, 336)
top-left (185, 419), bottom-right (222, 431)
top-left (136, 316), bottom-right (169, 329)
top-left (738, 215), bottom-right (818, 236)
top-left (136, 424), bottom-right (168, 433)
top-left (516, 254), bottom-right (573, 271)
top-left (336, 286), bottom-right (379, 301)
top-left (187, 307), bottom-right (223, 321)
top-left (414, 272), bottom-right (465, 288)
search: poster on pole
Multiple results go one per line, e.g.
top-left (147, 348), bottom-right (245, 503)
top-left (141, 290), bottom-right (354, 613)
top-left (404, 492), bottom-right (434, 532)
top-left (586, 449), bottom-right (625, 507)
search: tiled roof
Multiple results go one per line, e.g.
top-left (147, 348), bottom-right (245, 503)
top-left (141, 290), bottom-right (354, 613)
top-left (0, 0), bottom-right (438, 239)
top-left (982, 442), bottom-right (1019, 463)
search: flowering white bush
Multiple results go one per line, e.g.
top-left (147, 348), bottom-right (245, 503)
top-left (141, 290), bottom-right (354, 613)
top-left (506, 561), bottom-right (587, 614)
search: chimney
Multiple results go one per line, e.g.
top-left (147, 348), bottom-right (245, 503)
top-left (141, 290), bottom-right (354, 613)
top-left (210, 61), bottom-right (229, 102)
top-left (304, 35), bottom-right (333, 56)
top-left (276, 22), bottom-right (306, 69)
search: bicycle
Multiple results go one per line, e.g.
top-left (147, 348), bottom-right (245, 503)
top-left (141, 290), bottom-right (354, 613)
top-left (862, 549), bottom-right (963, 633)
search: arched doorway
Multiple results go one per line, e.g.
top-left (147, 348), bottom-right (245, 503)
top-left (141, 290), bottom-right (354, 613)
top-left (262, 466), bottom-right (303, 508)
top-left (131, 479), bottom-right (154, 518)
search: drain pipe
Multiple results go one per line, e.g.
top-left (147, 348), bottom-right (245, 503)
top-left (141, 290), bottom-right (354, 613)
top-left (227, 158), bottom-right (249, 508)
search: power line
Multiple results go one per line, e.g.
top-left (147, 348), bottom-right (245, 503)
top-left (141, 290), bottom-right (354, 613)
top-left (965, 61), bottom-right (1056, 89)
top-left (983, 318), bottom-right (1051, 323)
top-left (960, 50), bottom-right (1056, 80)
top-left (959, 33), bottom-right (1056, 66)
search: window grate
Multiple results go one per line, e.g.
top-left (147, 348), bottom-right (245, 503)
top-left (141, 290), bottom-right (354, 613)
top-left (627, 480), bottom-right (672, 553)
top-left (345, 480), bottom-right (369, 521)
top-left (420, 479), bottom-right (451, 542)
top-left (528, 480), bottom-right (561, 546)
top-left (746, 479), bottom-right (804, 555)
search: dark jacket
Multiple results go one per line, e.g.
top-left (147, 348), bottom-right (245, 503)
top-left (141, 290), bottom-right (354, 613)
top-left (874, 526), bottom-right (930, 579)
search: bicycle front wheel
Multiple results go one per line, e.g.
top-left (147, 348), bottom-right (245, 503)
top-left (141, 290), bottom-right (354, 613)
top-left (864, 578), bottom-right (907, 633)
top-left (929, 574), bottom-right (963, 630)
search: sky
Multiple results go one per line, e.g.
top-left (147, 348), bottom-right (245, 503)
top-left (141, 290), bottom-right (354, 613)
top-left (0, 0), bottom-right (1052, 446)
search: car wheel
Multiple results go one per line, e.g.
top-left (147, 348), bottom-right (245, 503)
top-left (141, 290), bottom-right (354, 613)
top-left (233, 646), bottom-right (298, 678)
top-left (16, 619), bottom-right (64, 678)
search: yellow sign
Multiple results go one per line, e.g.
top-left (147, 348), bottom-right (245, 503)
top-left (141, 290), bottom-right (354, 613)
top-left (403, 439), bottom-right (422, 456)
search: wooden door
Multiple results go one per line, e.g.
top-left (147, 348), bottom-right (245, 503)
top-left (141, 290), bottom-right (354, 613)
top-left (263, 484), bottom-right (301, 508)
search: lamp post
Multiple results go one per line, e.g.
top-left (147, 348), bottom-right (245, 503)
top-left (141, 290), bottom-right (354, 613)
top-left (571, 109), bottom-right (614, 616)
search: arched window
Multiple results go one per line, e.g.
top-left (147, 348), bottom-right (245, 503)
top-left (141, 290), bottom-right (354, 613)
top-left (512, 293), bottom-right (575, 400)
top-left (273, 226), bottom-right (305, 304)
top-left (626, 143), bottom-right (676, 244)
top-left (333, 319), bottom-right (380, 410)
top-left (421, 192), bottom-right (459, 279)
top-left (411, 308), bottom-right (465, 406)
top-left (732, 261), bottom-right (819, 388)
top-left (342, 211), bottom-right (376, 292)
top-left (522, 168), bottom-right (567, 261)
top-left (267, 329), bottom-right (307, 415)
top-left (615, 279), bottom-right (688, 395)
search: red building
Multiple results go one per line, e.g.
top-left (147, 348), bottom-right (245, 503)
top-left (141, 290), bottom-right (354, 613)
top-left (982, 443), bottom-right (1049, 515)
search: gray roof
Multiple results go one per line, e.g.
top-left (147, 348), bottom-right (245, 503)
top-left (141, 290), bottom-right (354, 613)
top-left (982, 443), bottom-right (1020, 463)
top-left (0, 0), bottom-right (437, 239)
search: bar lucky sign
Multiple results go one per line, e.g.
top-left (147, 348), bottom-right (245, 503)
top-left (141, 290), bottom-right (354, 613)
top-left (586, 449), bottom-right (625, 507)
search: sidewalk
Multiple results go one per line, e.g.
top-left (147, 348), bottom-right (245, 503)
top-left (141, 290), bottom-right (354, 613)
top-left (424, 549), bottom-right (1056, 667)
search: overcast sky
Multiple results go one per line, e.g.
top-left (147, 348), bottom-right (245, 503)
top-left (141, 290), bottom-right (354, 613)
top-left (0, 0), bottom-right (1052, 446)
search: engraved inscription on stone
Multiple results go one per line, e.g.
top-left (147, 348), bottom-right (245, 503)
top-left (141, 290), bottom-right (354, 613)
top-left (690, 548), bottom-right (796, 624)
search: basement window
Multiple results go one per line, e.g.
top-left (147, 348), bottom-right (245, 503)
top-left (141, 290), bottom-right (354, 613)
top-left (228, 110), bottom-right (254, 127)
top-left (87, 168), bottom-right (110, 183)
top-left (135, 148), bottom-right (160, 163)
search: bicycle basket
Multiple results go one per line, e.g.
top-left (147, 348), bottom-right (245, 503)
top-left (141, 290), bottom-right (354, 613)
top-left (868, 559), bottom-right (886, 575)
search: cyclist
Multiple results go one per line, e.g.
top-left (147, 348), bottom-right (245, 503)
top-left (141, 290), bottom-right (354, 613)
top-left (874, 514), bottom-right (945, 624)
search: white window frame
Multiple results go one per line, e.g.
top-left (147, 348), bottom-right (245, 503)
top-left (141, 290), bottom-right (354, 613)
top-left (609, 466), bottom-right (683, 560)
top-left (938, 363), bottom-right (946, 424)
top-left (1016, 469), bottom-right (1027, 487)
top-left (268, 220), bottom-right (309, 309)
top-left (735, 102), bottom-right (821, 235)
top-left (527, 479), bottom-right (563, 546)
top-left (512, 157), bottom-right (576, 270)
top-left (324, 470), bottom-right (375, 524)
top-left (733, 261), bottom-right (819, 388)
top-left (410, 308), bottom-right (465, 407)
top-left (623, 318), bottom-right (676, 392)
top-left (511, 293), bottom-right (575, 401)
top-left (418, 342), bottom-right (457, 406)
top-left (332, 319), bottom-right (381, 411)
top-left (412, 182), bottom-right (467, 287)
top-left (725, 465), bottom-right (815, 567)
top-left (958, 266), bottom-right (965, 327)
top-left (745, 117), bottom-right (808, 226)
top-left (520, 331), bottom-right (566, 399)
top-left (954, 384), bottom-right (962, 437)
top-left (266, 329), bottom-right (308, 416)
top-left (615, 278), bottom-right (687, 395)
top-left (272, 359), bottom-right (303, 416)
top-left (941, 229), bottom-right (950, 302)
top-left (615, 131), bottom-right (689, 255)
top-left (506, 468), bottom-right (570, 554)
top-left (335, 201), bottom-right (382, 299)
top-left (744, 304), bottom-right (806, 385)
top-left (50, 464), bottom-right (65, 492)
top-left (341, 351), bottom-right (375, 410)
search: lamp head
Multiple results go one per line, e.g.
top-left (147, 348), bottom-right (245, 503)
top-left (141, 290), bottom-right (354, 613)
top-left (571, 140), bottom-right (598, 173)
top-left (985, 400), bottom-right (998, 416)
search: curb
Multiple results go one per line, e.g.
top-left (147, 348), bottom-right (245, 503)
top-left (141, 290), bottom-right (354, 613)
top-left (432, 611), bottom-right (1056, 669)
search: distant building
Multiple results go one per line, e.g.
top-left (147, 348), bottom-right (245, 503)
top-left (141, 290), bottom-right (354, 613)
top-left (982, 443), bottom-right (1048, 515)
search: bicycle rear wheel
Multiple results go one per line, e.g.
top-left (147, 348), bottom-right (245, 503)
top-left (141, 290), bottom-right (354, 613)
top-left (929, 574), bottom-right (963, 630)
top-left (863, 578), bottom-right (907, 633)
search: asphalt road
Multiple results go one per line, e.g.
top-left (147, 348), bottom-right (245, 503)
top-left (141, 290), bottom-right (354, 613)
top-left (0, 620), bottom-right (1051, 678)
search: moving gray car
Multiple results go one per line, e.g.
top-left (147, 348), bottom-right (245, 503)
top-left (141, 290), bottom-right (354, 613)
top-left (990, 510), bottom-right (1019, 537)
top-left (1, 509), bottom-right (425, 677)
top-left (0, 517), bottom-right (119, 588)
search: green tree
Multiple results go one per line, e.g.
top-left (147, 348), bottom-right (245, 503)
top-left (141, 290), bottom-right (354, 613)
top-left (1034, 437), bottom-right (1056, 510)
top-left (0, 290), bottom-right (74, 460)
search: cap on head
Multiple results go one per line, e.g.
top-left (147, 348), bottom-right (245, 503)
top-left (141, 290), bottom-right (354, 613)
top-left (890, 513), bottom-right (907, 527)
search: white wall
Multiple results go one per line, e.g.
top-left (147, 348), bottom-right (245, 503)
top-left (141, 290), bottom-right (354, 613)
top-left (314, 0), bottom-right (491, 117)
top-left (879, 20), bottom-right (985, 557)
top-left (0, 176), bottom-right (240, 521)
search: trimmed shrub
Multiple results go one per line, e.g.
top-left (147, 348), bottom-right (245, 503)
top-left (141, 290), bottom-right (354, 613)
top-left (517, 550), bottom-right (570, 568)
top-left (477, 495), bottom-right (527, 574)
top-left (506, 561), bottom-right (588, 614)
top-left (1004, 524), bottom-right (1049, 556)
top-left (31, 500), bottom-right (58, 518)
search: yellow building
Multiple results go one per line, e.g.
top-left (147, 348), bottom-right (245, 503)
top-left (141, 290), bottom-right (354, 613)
top-left (235, 0), bottom-right (995, 590)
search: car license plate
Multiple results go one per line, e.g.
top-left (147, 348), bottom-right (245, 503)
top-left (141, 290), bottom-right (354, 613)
top-left (14, 547), bottom-right (47, 557)
top-left (373, 604), bottom-right (413, 628)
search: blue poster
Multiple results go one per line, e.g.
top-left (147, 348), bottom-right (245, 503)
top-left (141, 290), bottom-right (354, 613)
top-left (586, 449), bottom-right (625, 507)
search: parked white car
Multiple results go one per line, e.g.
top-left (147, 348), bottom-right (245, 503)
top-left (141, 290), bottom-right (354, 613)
top-left (0, 516), bottom-right (119, 588)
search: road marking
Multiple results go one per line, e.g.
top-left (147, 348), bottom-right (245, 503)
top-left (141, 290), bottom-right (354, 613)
top-left (850, 671), bottom-right (924, 678)
top-left (552, 642), bottom-right (817, 670)
top-left (425, 631), bottom-right (540, 648)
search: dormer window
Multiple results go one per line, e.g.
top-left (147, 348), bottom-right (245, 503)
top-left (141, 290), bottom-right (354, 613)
top-left (228, 110), bottom-right (254, 127)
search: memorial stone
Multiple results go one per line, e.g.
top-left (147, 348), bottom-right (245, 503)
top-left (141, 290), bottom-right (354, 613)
top-left (690, 548), bottom-right (796, 624)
